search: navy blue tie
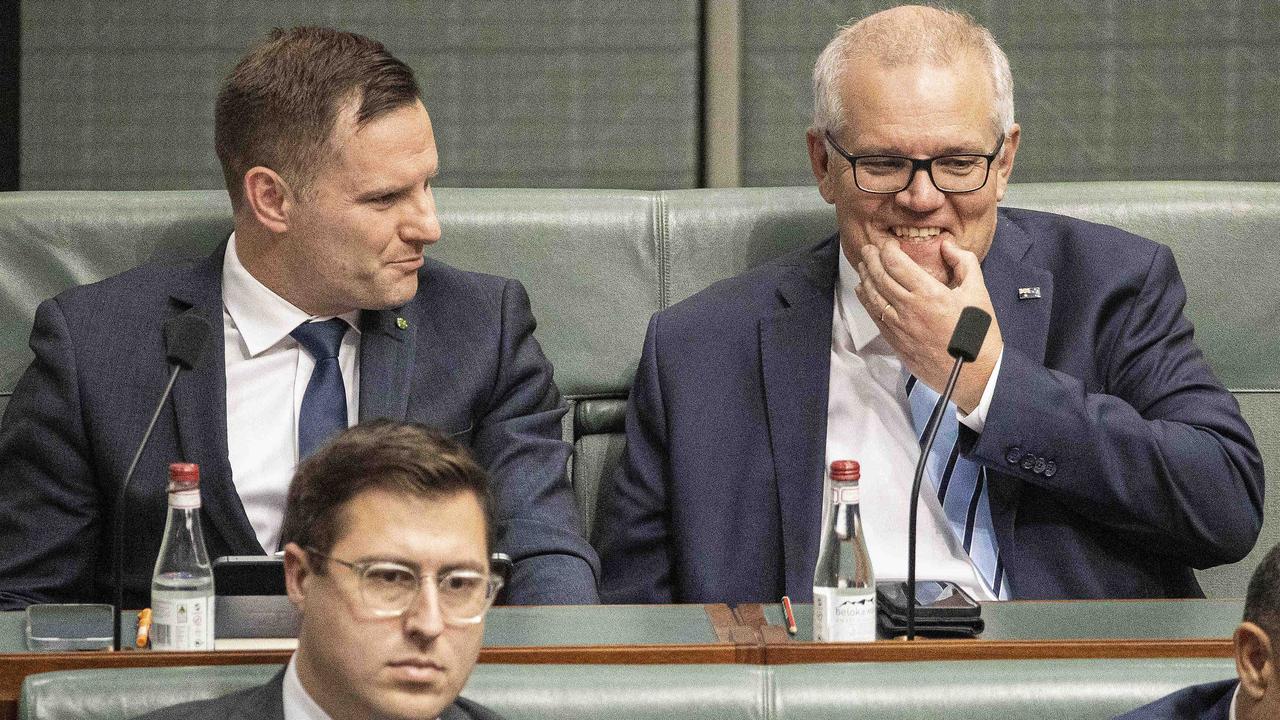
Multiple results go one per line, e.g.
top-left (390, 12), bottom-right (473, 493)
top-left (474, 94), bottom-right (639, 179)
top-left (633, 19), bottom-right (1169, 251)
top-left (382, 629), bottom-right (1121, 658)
top-left (291, 319), bottom-right (349, 459)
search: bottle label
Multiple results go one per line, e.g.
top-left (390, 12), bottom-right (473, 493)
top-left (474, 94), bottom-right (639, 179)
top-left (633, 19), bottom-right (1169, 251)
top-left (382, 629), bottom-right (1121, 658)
top-left (168, 490), bottom-right (201, 510)
top-left (832, 485), bottom-right (859, 504)
top-left (812, 587), bottom-right (876, 642)
top-left (151, 594), bottom-right (214, 650)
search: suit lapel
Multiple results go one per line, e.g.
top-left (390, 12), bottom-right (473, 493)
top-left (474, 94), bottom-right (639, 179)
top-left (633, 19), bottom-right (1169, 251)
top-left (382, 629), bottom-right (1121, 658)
top-left (357, 303), bottom-right (416, 421)
top-left (227, 668), bottom-right (286, 720)
top-left (168, 245), bottom-right (261, 554)
top-left (985, 214), bottom-right (1052, 368)
top-left (981, 212), bottom-right (1053, 554)
top-left (760, 236), bottom-right (838, 597)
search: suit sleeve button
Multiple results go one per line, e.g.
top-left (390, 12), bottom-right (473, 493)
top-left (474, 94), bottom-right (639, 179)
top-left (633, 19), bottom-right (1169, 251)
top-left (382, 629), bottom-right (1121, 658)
top-left (1021, 453), bottom-right (1036, 470)
top-left (1005, 447), bottom-right (1022, 464)
top-left (1044, 461), bottom-right (1057, 477)
top-left (1033, 458), bottom-right (1046, 474)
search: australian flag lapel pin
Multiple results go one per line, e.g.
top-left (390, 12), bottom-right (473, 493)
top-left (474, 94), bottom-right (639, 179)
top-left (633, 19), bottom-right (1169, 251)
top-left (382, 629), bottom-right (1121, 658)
top-left (1018, 286), bottom-right (1041, 300)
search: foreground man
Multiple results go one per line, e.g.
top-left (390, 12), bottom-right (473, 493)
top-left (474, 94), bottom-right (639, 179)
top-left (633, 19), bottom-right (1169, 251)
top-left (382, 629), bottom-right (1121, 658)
top-left (599, 5), bottom-right (1261, 603)
top-left (0, 27), bottom-right (597, 608)
top-left (135, 422), bottom-right (504, 719)
top-left (1116, 543), bottom-right (1280, 720)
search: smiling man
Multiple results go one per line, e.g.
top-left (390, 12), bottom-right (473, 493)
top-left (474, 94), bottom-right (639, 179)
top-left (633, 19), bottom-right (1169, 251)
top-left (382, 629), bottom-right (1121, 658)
top-left (0, 27), bottom-right (598, 609)
top-left (598, 5), bottom-right (1262, 603)
top-left (134, 421), bottom-right (505, 720)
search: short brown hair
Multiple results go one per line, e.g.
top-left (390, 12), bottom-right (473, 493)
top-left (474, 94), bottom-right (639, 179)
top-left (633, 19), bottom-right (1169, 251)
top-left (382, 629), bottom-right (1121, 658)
top-left (214, 26), bottom-right (421, 210)
top-left (280, 420), bottom-right (495, 571)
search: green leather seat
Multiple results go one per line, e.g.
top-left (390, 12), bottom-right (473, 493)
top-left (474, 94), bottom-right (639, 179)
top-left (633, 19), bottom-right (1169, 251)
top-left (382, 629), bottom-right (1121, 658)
top-left (19, 663), bottom-right (770, 720)
top-left (19, 658), bottom-right (1236, 719)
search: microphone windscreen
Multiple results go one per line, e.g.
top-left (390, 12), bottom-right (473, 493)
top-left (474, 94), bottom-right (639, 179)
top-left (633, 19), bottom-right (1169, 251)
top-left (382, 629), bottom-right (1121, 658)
top-left (164, 311), bottom-right (213, 369)
top-left (947, 306), bottom-right (991, 362)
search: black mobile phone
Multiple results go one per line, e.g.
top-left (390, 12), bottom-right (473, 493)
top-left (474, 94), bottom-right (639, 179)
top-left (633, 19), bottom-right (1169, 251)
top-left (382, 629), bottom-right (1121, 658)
top-left (876, 580), bottom-right (981, 621)
top-left (212, 555), bottom-right (287, 596)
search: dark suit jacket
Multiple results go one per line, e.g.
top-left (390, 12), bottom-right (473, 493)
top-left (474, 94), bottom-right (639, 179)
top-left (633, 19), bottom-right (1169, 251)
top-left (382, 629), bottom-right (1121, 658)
top-left (0, 245), bottom-right (599, 608)
top-left (1114, 678), bottom-right (1236, 720)
top-left (130, 669), bottom-right (505, 720)
top-left (598, 208), bottom-right (1263, 603)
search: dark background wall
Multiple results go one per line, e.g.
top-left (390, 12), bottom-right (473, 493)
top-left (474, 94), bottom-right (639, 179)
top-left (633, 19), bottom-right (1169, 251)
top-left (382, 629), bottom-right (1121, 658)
top-left (739, 0), bottom-right (1280, 186)
top-left (4, 1), bottom-right (1278, 191)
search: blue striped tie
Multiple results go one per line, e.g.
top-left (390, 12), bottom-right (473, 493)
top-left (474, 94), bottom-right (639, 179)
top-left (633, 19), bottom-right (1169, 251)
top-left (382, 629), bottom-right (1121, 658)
top-left (906, 375), bottom-right (1007, 598)
top-left (291, 319), bottom-right (349, 459)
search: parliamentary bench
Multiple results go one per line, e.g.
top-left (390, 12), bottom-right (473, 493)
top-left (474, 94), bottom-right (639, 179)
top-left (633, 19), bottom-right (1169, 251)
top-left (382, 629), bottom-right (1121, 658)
top-left (18, 657), bottom-right (1238, 720)
top-left (0, 183), bottom-right (1276, 596)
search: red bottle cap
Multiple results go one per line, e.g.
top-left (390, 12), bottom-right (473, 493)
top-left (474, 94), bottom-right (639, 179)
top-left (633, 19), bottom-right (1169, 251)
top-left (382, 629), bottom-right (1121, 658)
top-left (168, 462), bottom-right (200, 492)
top-left (829, 459), bottom-right (860, 482)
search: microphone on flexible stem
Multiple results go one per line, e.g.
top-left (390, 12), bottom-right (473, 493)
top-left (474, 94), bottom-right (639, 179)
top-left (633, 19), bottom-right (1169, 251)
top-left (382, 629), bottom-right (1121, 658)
top-left (906, 306), bottom-right (991, 641)
top-left (111, 311), bottom-right (212, 650)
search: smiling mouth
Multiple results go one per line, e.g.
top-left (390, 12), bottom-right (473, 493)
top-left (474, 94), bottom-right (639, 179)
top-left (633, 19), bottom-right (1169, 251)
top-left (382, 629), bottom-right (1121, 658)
top-left (890, 226), bottom-right (944, 239)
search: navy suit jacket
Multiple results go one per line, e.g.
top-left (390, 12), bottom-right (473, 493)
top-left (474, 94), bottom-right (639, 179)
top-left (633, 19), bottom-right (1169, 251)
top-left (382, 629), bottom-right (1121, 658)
top-left (1114, 678), bottom-right (1236, 720)
top-left (0, 245), bottom-right (599, 609)
top-left (130, 668), bottom-right (505, 720)
top-left (598, 208), bottom-right (1263, 603)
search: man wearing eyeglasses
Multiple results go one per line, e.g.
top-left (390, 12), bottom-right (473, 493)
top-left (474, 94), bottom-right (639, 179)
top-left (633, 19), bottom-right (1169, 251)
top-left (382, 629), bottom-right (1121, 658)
top-left (598, 5), bottom-right (1261, 604)
top-left (135, 420), bottom-right (505, 720)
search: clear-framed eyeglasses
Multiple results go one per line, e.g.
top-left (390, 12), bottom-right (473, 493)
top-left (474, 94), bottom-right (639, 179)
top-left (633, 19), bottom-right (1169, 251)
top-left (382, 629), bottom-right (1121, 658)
top-left (306, 548), bottom-right (504, 625)
top-left (824, 130), bottom-right (1006, 194)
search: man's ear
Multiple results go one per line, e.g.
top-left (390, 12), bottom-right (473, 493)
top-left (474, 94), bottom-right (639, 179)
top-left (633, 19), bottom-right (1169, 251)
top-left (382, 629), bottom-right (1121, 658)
top-left (283, 542), bottom-right (311, 612)
top-left (806, 128), bottom-right (839, 205)
top-left (243, 166), bottom-right (294, 234)
top-left (1235, 621), bottom-right (1275, 700)
top-left (992, 122), bottom-right (1020, 203)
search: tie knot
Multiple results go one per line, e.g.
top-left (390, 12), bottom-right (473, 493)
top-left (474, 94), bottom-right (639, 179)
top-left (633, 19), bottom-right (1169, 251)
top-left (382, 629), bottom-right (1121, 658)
top-left (291, 318), bottom-right (348, 360)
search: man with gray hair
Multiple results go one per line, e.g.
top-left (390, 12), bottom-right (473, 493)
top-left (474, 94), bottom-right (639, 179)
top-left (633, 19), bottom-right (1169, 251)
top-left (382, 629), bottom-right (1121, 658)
top-left (599, 5), bottom-right (1261, 603)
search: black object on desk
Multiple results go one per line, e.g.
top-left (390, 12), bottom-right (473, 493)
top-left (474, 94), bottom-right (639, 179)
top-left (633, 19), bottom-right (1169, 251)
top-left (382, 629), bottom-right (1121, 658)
top-left (877, 581), bottom-right (984, 639)
top-left (213, 556), bottom-right (298, 639)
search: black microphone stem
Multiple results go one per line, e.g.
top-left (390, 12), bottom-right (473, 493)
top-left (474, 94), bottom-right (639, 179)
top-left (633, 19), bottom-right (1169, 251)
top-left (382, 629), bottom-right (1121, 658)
top-left (906, 355), bottom-right (966, 641)
top-left (111, 362), bottom-right (182, 650)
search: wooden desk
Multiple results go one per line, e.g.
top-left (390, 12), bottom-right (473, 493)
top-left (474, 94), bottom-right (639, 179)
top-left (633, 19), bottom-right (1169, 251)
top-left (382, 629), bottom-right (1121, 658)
top-left (0, 600), bottom-right (1239, 720)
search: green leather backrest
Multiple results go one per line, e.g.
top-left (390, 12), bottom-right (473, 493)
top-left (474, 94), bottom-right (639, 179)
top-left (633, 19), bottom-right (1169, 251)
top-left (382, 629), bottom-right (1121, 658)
top-left (19, 663), bottom-right (769, 720)
top-left (0, 184), bottom-right (1275, 595)
top-left (19, 658), bottom-right (1236, 720)
top-left (771, 658), bottom-right (1237, 719)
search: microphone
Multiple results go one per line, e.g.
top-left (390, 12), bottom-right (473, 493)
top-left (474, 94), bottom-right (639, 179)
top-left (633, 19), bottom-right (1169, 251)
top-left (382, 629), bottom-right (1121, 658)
top-left (111, 310), bottom-right (212, 649)
top-left (906, 306), bottom-right (991, 640)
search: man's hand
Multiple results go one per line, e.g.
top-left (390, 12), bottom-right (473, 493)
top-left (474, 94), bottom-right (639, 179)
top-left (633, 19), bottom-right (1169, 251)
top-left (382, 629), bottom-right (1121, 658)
top-left (854, 238), bottom-right (1003, 413)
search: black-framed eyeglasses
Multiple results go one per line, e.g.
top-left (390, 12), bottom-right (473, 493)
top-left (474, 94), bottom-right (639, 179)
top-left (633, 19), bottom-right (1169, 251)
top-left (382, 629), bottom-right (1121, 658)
top-left (824, 130), bottom-right (1006, 194)
top-left (306, 547), bottom-right (503, 625)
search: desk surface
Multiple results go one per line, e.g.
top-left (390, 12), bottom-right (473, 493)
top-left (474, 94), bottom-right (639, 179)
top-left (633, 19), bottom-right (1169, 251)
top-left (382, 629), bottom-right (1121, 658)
top-left (767, 599), bottom-right (1243, 642)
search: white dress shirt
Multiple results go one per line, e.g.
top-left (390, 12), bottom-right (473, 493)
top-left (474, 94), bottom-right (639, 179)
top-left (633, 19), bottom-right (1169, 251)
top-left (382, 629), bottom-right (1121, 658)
top-left (283, 653), bottom-right (444, 720)
top-left (822, 246), bottom-right (1002, 600)
top-left (223, 233), bottom-right (360, 552)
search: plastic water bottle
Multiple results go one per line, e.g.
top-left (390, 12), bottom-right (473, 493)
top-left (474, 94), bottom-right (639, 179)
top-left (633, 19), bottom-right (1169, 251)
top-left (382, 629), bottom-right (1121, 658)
top-left (150, 463), bottom-right (215, 650)
top-left (812, 459), bottom-right (876, 641)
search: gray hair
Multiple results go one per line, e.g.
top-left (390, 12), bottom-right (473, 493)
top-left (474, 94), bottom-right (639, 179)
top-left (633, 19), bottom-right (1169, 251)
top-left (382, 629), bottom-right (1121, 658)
top-left (812, 5), bottom-right (1014, 139)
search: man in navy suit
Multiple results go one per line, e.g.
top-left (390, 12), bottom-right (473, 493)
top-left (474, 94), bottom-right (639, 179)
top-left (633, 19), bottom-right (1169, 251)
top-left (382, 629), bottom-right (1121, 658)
top-left (598, 5), bottom-right (1261, 603)
top-left (136, 423), bottom-right (507, 720)
top-left (1115, 543), bottom-right (1280, 720)
top-left (0, 27), bottom-right (597, 609)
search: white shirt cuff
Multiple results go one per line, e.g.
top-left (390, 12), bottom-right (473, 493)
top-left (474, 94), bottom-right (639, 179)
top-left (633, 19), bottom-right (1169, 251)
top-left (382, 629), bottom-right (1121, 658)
top-left (958, 349), bottom-right (1003, 433)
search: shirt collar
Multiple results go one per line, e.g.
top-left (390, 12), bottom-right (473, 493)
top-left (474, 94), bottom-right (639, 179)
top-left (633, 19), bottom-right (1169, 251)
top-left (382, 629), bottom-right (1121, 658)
top-left (222, 233), bottom-right (360, 357)
top-left (836, 244), bottom-right (881, 352)
top-left (282, 654), bottom-right (333, 720)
